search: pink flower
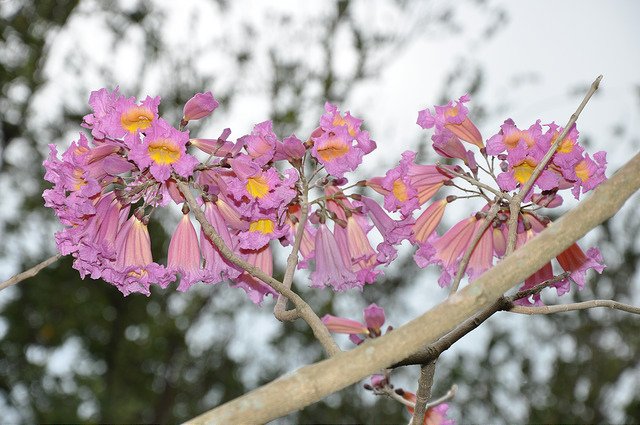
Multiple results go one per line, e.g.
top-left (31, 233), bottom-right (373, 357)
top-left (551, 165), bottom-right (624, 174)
top-left (200, 202), bottom-right (242, 284)
top-left (335, 215), bottom-right (380, 285)
top-left (274, 134), bottom-right (306, 162)
top-left (239, 120), bottom-right (278, 166)
top-left (432, 130), bottom-right (475, 167)
top-left (486, 119), bottom-right (543, 155)
top-left (466, 218), bottom-right (495, 280)
top-left (182, 91), bottom-right (219, 122)
top-left (322, 303), bottom-right (386, 345)
top-left (566, 151), bottom-right (607, 199)
top-left (128, 119), bottom-right (199, 182)
top-left (231, 245), bottom-right (277, 304)
top-left (82, 87), bottom-right (122, 139)
top-left (168, 213), bottom-right (205, 291)
top-left (408, 163), bottom-right (452, 205)
top-left (110, 215), bottom-right (175, 296)
top-left (311, 125), bottom-right (364, 178)
top-left (320, 102), bottom-right (376, 154)
top-left (190, 128), bottom-right (241, 157)
top-left (542, 123), bottom-right (584, 168)
top-left (381, 151), bottom-right (420, 216)
top-left (226, 154), bottom-right (297, 215)
top-left (496, 154), bottom-right (559, 194)
top-left (557, 243), bottom-right (605, 289)
top-left (414, 216), bottom-right (478, 287)
top-left (310, 224), bottom-right (358, 291)
top-left (417, 94), bottom-right (483, 148)
top-left (237, 214), bottom-right (290, 250)
top-left (359, 195), bottom-right (413, 264)
top-left (113, 94), bottom-right (161, 144)
top-left (411, 199), bottom-right (448, 243)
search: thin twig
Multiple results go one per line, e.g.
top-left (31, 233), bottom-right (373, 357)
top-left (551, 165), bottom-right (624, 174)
top-left (175, 179), bottom-right (340, 357)
top-left (505, 75), bottom-right (603, 255)
top-left (425, 384), bottom-right (457, 410)
top-left (381, 388), bottom-right (415, 408)
top-left (0, 254), bottom-right (61, 292)
top-left (439, 164), bottom-right (510, 201)
top-left (449, 203), bottom-right (500, 294)
top-left (411, 360), bottom-right (437, 425)
top-left (510, 299), bottom-right (640, 315)
top-left (274, 175), bottom-right (309, 321)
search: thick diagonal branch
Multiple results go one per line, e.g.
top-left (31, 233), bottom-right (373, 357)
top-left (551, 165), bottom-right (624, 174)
top-left (184, 151), bottom-right (640, 424)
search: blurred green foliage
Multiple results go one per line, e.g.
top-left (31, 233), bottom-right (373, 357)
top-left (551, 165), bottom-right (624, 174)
top-left (0, 1), bottom-right (638, 424)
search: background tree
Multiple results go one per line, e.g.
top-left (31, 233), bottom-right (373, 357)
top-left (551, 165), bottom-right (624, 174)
top-left (0, 1), bottom-right (638, 424)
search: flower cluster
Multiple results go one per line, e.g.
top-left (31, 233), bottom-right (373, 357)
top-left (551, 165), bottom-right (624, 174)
top-left (44, 88), bottom-right (607, 306)
top-left (43, 89), bottom-right (392, 299)
top-left (405, 95), bottom-right (607, 302)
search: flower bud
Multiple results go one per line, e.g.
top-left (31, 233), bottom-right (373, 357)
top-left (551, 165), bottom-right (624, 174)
top-left (182, 91), bottom-right (219, 122)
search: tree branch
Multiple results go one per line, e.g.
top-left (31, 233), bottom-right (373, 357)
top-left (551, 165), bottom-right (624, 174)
top-left (274, 174), bottom-right (309, 322)
top-left (184, 151), bottom-right (640, 424)
top-left (510, 299), bottom-right (640, 315)
top-left (0, 254), bottom-right (61, 292)
top-left (410, 360), bottom-right (437, 425)
top-left (394, 273), bottom-right (569, 367)
top-left (175, 179), bottom-right (339, 357)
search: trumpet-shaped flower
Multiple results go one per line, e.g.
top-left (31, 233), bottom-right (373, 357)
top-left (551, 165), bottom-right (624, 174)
top-left (129, 118), bottom-right (198, 182)
top-left (486, 119), bottom-right (543, 155)
top-left (566, 151), bottom-right (607, 199)
top-left (200, 202), bottom-right (242, 284)
top-left (232, 245), bottom-right (277, 304)
top-left (226, 154), bottom-right (298, 214)
top-left (320, 102), bottom-right (376, 154)
top-left (415, 216), bottom-right (478, 287)
top-left (417, 94), bottom-right (483, 148)
top-left (322, 303), bottom-right (387, 345)
top-left (168, 213), bottom-right (205, 291)
top-left (311, 224), bottom-right (358, 291)
top-left (311, 125), bottom-right (364, 178)
top-left (381, 151), bottom-right (420, 216)
top-left (411, 199), bottom-right (448, 243)
top-left (240, 120), bottom-right (278, 166)
top-left (109, 216), bottom-right (174, 296)
top-left (557, 243), bottom-right (605, 289)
